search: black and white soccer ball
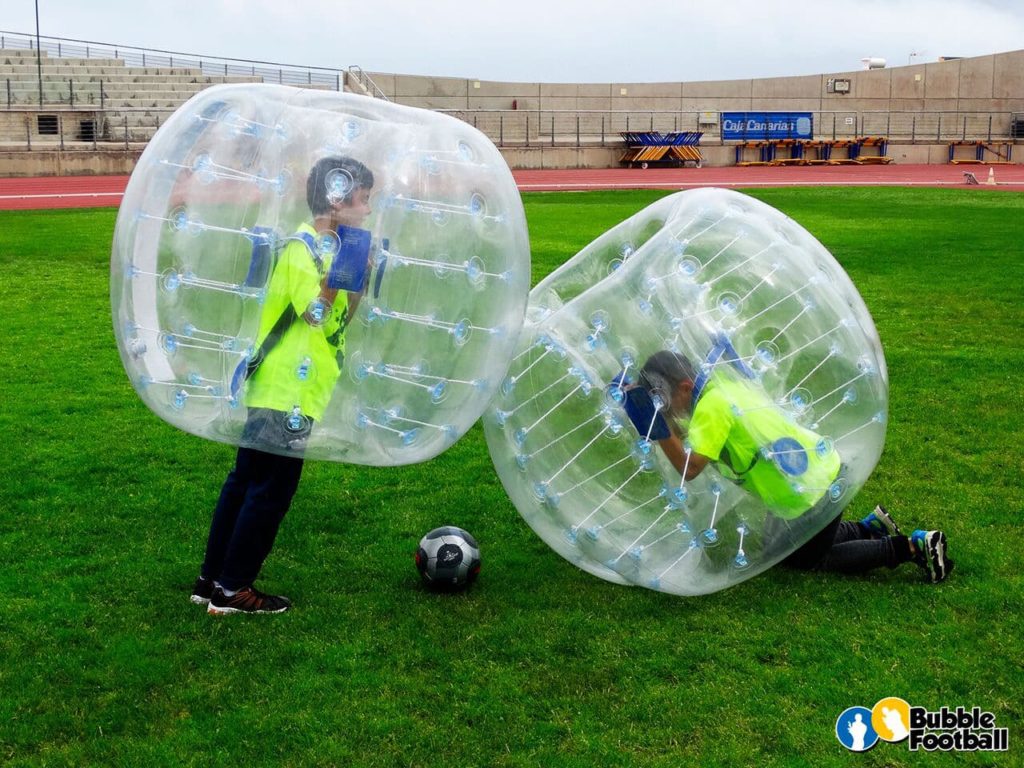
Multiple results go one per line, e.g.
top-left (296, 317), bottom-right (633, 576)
top-left (415, 526), bottom-right (481, 591)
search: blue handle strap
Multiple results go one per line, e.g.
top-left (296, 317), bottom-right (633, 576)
top-left (372, 238), bottom-right (389, 299)
top-left (691, 333), bottom-right (756, 408)
top-left (610, 372), bottom-right (671, 441)
top-left (243, 226), bottom-right (277, 287)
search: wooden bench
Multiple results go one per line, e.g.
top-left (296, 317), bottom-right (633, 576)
top-left (734, 140), bottom-right (773, 166)
top-left (855, 137), bottom-right (892, 163)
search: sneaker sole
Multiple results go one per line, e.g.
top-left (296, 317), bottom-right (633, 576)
top-left (873, 505), bottom-right (902, 538)
top-left (207, 603), bottom-right (290, 615)
top-left (190, 595), bottom-right (211, 606)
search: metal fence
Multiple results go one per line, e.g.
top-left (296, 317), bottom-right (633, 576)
top-left (442, 110), bottom-right (1020, 147)
top-left (0, 30), bottom-right (348, 95)
top-left (1, 107), bottom-right (172, 149)
top-left (1, 105), bottom-right (1019, 152)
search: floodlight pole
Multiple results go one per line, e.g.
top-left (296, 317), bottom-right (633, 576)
top-left (35, 0), bottom-right (43, 106)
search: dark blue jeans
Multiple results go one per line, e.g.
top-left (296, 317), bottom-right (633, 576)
top-left (784, 513), bottom-right (910, 573)
top-left (200, 408), bottom-right (309, 591)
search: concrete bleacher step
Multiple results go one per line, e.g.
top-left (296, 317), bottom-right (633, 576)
top-left (4, 70), bottom-right (262, 107)
top-left (0, 59), bottom-right (128, 72)
top-left (1, 45), bottom-right (341, 142)
top-left (103, 118), bottom-right (164, 131)
top-left (8, 78), bottom-right (198, 90)
top-left (1, 64), bottom-right (203, 77)
top-left (4, 74), bottom-right (260, 87)
top-left (4, 75), bottom-right (260, 90)
top-left (85, 79), bottom-right (260, 91)
top-left (2, 63), bottom-right (261, 80)
top-left (18, 83), bottom-right (245, 96)
top-left (69, 75), bottom-right (259, 85)
top-left (0, 48), bottom-right (51, 58)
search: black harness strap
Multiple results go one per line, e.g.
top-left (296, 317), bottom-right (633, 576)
top-left (230, 232), bottom-right (328, 397)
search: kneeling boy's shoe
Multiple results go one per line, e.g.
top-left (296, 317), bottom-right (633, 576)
top-left (207, 585), bottom-right (292, 615)
top-left (190, 576), bottom-right (214, 606)
top-left (861, 504), bottom-right (902, 538)
top-left (911, 530), bottom-right (954, 584)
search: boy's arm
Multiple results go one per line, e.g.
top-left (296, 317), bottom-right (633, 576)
top-left (662, 386), bottom-right (731, 480)
top-left (345, 284), bottom-right (367, 321)
top-left (657, 433), bottom-right (711, 480)
top-left (299, 276), bottom-right (336, 325)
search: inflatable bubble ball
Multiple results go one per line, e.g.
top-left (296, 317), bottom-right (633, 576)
top-left (112, 83), bottom-right (530, 466)
top-left (484, 188), bottom-right (888, 596)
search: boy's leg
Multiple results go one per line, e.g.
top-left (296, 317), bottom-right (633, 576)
top-left (783, 516), bottom-right (913, 573)
top-left (199, 407), bottom-right (311, 594)
top-left (835, 519), bottom-right (885, 544)
top-left (217, 451), bottom-right (305, 592)
top-left (200, 446), bottom-right (255, 582)
top-left (815, 534), bottom-right (913, 574)
top-left (837, 512), bottom-right (954, 582)
top-left (782, 513), bottom-right (843, 570)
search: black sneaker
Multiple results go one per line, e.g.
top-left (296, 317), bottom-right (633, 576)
top-left (191, 576), bottom-right (214, 606)
top-left (911, 530), bottom-right (954, 584)
top-left (207, 585), bottom-right (292, 615)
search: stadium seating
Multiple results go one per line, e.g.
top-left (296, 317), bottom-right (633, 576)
top-left (0, 47), bottom-right (262, 144)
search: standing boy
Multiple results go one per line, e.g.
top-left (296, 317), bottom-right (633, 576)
top-left (192, 156), bottom-right (374, 614)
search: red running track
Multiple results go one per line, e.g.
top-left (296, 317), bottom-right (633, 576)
top-left (513, 163), bottom-right (1024, 192)
top-left (0, 175), bottom-right (130, 211)
top-left (1, 164), bottom-right (1021, 211)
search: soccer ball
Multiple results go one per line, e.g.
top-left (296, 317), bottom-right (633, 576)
top-left (415, 526), bottom-right (481, 591)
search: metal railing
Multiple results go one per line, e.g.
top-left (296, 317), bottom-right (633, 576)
top-left (346, 66), bottom-right (388, 100)
top-left (440, 109), bottom-right (1020, 147)
top-left (2, 106), bottom-right (1017, 153)
top-left (0, 30), bottom-right (348, 100)
top-left (0, 106), bottom-right (176, 150)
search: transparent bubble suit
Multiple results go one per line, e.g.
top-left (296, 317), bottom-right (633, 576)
top-left (112, 84), bottom-right (529, 465)
top-left (484, 189), bottom-right (888, 595)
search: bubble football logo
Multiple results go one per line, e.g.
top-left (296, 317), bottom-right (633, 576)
top-left (836, 697), bottom-right (1009, 753)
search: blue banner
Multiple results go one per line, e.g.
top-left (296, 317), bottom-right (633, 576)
top-left (722, 112), bottom-right (814, 140)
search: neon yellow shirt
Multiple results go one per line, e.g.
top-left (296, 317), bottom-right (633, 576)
top-left (243, 223), bottom-right (349, 422)
top-left (685, 374), bottom-right (841, 517)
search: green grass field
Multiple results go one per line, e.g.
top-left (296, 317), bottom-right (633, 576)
top-left (1, 188), bottom-right (1021, 767)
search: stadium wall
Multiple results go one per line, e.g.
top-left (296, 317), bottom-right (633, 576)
top-left (0, 142), bottom-right (964, 177)
top-left (1, 49), bottom-right (1020, 174)
top-left (368, 50), bottom-right (1024, 114)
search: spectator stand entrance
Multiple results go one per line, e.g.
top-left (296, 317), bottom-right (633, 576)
top-left (620, 132), bottom-right (703, 168)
